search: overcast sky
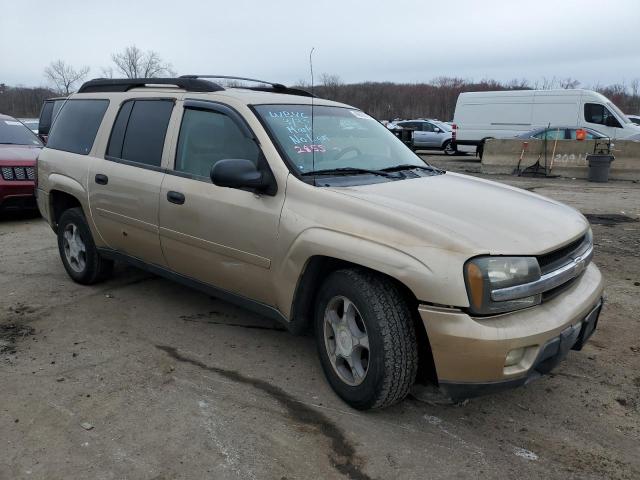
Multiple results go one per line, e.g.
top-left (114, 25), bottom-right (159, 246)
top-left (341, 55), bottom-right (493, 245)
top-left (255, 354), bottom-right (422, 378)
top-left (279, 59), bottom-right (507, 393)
top-left (1, 0), bottom-right (638, 89)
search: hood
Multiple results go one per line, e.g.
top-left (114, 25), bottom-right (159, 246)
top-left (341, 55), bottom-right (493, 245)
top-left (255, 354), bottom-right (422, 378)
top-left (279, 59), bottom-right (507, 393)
top-left (623, 123), bottom-right (640, 138)
top-left (0, 145), bottom-right (41, 164)
top-left (331, 172), bottom-right (588, 255)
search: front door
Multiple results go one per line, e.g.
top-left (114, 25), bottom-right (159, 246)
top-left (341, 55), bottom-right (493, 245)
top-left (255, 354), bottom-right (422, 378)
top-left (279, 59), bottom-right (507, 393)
top-left (89, 98), bottom-right (175, 266)
top-left (158, 100), bottom-right (285, 306)
top-left (421, 121), bottom-right (442, 147)
top-left (582, 102), bottom-right (624, 139)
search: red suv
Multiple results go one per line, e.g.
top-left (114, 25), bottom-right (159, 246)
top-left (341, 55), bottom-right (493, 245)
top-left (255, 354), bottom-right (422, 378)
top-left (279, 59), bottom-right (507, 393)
top-left (0, 114), bottom-right (43, 211)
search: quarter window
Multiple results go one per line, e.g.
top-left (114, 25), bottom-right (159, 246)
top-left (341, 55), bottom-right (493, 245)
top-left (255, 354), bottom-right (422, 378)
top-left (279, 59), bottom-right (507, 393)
top-left (46, 99), bottom-right (109, 155)
top-left (174, 108), bottom-right (260, 178)
top-left (106, 99), bottom-right (174, 167)
top-left (584, 103), bottom-right (621, 128)
top-left (533, 129), bottom-right (565, 140)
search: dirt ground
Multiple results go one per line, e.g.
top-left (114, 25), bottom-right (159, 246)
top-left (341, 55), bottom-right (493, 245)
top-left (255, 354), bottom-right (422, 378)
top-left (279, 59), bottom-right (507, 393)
top-left (1, 154), bottom-right (639, 480)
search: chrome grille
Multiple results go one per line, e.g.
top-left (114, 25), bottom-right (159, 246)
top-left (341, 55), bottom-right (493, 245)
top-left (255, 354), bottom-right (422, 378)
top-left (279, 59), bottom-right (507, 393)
top-left (1, 166), bottom-right (35, 182)
top-left (491, 232), bottom-right (593, 303)
top-left (538, 234), bottom-right (588, 275)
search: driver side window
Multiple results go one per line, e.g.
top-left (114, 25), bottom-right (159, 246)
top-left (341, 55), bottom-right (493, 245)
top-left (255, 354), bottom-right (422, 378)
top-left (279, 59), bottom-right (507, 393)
top-left (175, 108), bottom-right (260, 178)
top-left (584, 103), bottom-right (621, 128)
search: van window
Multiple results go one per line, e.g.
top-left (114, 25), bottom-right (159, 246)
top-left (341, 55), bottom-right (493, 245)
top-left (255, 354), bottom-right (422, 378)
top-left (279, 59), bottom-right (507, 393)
top-left (106, 99), bottom-right (173, 168)
top-left (174, 108), bottom-right (260, 178)
top-left (584, 103), bottom-right (622, 128)
top-left (46, 99), bottom-right (109, 155)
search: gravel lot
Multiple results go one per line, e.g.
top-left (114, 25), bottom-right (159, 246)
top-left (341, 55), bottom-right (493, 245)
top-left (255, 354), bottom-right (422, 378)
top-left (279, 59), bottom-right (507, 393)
top-left (1, 154), bottom-right (639, 480)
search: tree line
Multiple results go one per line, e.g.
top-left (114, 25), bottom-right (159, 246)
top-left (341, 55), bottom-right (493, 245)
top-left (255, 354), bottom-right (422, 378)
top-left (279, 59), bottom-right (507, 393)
top-left (2, 46), bottom-right (639, 120)
top-left (306, 75), bottom-right (640, 121)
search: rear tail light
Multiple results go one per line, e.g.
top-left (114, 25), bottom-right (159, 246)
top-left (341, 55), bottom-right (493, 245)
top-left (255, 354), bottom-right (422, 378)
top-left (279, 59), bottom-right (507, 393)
top-left (451, 123), bottom-right (457, 141)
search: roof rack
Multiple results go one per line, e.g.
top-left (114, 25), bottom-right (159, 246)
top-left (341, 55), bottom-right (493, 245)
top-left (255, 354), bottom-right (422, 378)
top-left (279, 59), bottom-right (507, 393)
top-left (77, 77), bottom-right (224, 93)
top-left (180, 75), bottom-right (315, 97)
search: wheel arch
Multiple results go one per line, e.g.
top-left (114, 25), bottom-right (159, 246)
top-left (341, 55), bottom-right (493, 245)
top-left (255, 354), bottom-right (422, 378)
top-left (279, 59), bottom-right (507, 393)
top-left (49, 190), bottom-right (84, 233)
top-left (287, 254), bottom-right (438, 385)
top-left (46, 174), bottom-right (88, 232)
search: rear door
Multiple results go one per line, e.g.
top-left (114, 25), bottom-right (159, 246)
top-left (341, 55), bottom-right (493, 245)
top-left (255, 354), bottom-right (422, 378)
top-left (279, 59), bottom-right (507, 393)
top-left (88, 98), bottom-right (175, 266)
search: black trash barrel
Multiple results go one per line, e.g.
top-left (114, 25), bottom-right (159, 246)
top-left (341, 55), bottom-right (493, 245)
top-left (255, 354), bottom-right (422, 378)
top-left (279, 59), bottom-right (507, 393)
top-left (586, 154), bottom-right (614, 183)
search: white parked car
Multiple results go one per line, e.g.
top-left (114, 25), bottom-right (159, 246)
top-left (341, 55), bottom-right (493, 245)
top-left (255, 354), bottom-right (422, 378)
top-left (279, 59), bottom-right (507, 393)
top-left (453, 89), bottom-right (640, 157)
top-left (627, 114), bottom-right (640, 126)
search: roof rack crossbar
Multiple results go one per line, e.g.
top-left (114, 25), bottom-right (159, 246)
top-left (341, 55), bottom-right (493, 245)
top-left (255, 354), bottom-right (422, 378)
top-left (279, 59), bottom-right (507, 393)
top-left (77, 78), bottom-right (225, 94)
top-left (180, 75), bottom-right (315, 98)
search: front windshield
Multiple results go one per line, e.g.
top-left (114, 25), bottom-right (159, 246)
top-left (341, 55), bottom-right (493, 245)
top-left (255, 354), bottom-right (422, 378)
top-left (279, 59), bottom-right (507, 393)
top-left (254, 104), bottom-right (428, 174)
top-left (607, 102), bottom-right (631, 124)
top-left (0, 119), bottom-right (42, 146)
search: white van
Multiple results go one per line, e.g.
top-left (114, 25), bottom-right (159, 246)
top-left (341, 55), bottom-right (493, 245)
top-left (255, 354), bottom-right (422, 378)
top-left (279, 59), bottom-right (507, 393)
top-left (452, 89), bottom-right (640, 156)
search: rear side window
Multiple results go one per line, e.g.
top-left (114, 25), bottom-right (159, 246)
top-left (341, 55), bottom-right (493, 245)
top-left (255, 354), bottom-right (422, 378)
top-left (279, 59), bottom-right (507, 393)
top-left (46, 99), bottom-right (109, 155)
top-left (106, 99), bottom-right (174, 168)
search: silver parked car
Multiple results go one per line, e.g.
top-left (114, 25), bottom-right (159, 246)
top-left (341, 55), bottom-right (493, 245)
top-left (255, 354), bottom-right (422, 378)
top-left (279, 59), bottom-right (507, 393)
top-left (394, 119), bottom-right (457, 155)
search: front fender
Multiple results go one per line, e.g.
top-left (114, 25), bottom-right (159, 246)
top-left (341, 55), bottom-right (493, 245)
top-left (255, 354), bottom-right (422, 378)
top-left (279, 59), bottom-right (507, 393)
top-left (275, 227), bottom-right (448, 318)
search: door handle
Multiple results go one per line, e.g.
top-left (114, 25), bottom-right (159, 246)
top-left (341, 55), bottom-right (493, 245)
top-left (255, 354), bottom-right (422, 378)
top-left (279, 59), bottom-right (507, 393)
top-left (95, 174), bottom-right (108, 185)
top-left (167, 191), bottom-right (185, 205)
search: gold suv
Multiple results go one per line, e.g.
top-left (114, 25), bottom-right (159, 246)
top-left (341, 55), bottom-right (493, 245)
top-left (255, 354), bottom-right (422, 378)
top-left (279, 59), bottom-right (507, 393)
top-left (36, 76), bottom-right (604, 409)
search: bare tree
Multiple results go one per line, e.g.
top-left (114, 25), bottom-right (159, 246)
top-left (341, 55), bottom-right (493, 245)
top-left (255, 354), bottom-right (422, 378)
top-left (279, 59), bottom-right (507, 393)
top-left (110, 45), bottom-right (175, 78)
top-left (631, 79), bottom-right (640, 113)
top-left (44, 60), bottom-right (90, 95)
top-left (100, 66), bottom-right (115, 79)
top-left (559, 78), bottom-right (580, 89)
top-left (540, 76), bottom-right (558, 90)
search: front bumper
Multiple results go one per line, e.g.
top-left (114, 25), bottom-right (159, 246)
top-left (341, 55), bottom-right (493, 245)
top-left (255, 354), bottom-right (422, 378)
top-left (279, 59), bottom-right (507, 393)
top-left (419, 262), bottom-right (604, 399)
top-left (0, 180), bottom-right (36, 211)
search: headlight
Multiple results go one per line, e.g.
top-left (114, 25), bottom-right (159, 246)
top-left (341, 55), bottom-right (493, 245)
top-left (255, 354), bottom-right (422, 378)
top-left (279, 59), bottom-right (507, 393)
top-left (464, 256), bottom-right (541, 315)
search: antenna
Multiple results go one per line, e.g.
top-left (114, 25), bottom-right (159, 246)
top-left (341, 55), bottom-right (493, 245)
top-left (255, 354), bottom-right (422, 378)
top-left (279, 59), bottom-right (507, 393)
top-left (309, 47), bottom-right (316, 185)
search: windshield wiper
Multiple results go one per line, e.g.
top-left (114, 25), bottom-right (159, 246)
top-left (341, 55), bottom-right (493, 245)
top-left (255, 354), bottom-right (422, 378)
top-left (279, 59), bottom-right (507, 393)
top-left (301, 167), bottom-right (397, 178)
top-left (381, 164), bottom-right (435, 172)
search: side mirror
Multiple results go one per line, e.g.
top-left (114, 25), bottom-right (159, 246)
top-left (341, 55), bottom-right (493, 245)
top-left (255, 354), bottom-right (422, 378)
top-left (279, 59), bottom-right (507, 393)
top-left (211, 159), bottom-right (275, 195)
top-left (434, 127), bottom-right (442, 133)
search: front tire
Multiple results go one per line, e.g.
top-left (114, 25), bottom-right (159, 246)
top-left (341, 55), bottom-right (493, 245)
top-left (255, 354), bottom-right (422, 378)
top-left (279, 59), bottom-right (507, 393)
top-left (314, 269), bottom-right (418, 410)
top-left (57, 207), bottom-right (113, 285)
top-left (443, 140), bottom-right (456, 156)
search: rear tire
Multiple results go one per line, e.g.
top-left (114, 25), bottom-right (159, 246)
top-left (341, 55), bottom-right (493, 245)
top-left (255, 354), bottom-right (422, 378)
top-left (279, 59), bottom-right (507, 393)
top-left (57, 207), bottom-right (113, 285)
top-left (314, 268), bottom-right (418, 410)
